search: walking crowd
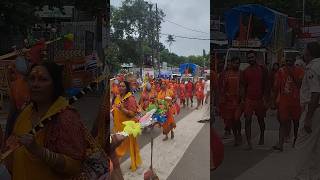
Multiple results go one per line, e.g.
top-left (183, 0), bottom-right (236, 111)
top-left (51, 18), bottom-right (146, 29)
top-left (109, 71), bottom-right (210, 179)
top-left (212, 42), bottom-right (320, 179)
top-left (0, 46), bottom-right (210, 179)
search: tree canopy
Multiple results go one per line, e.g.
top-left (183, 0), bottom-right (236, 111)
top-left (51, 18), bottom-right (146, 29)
top-left (109, 0), bottom-right (208, 72)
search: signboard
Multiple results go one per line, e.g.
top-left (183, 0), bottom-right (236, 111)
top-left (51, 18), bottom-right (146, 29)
top-left (143, 68), bottom-right (154, 78)
top-left (232, 40), bottom-right (262, 48)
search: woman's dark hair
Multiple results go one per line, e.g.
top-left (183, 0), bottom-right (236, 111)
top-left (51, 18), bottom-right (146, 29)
top-left (30, 61), bottom-right (64, 101)
top-left (306, 42), bottom-right (320, 58)
top-left (121, 81), bottom-right (131, 94)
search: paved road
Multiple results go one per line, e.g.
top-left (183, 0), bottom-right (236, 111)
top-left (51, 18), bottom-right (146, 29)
top-left (119, 103), bottom-right (195, 163)
top-left (167, 123), bottom-right (210, 180)
top-left (211, 109), bottom-right (298, 180)
top-left (120, 100), bottom-right (210, 180)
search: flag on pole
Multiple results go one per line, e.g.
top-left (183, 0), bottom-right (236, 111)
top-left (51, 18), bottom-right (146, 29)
top-left (64, 33), bottom-right (74, 50)
top-left (29, 39), bottom-right (46, 64)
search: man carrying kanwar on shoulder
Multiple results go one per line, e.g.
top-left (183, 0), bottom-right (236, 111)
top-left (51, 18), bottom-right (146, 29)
top-left (242, 51), bottom-right (269, 150)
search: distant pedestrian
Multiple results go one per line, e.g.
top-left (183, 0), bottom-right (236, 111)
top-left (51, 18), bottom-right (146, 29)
top-left (186, 80), bottom-right (194, 107)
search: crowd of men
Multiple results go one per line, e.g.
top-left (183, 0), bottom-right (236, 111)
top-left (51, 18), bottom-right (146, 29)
top-left (212, 42), bottom-right (320, 177)
top-left (213, 50), bottom-right (306, 150)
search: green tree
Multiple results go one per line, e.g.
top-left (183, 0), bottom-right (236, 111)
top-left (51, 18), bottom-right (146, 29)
top-left (110, 0), bottom-right (165, 67)
top-left (105, 42), bottom-right (121, 75)
top-left (166, 34), bottom-right (175, 53)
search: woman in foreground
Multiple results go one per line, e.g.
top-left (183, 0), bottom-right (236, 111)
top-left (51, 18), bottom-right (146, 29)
top-left (6, 62), bottom-right (87, 179)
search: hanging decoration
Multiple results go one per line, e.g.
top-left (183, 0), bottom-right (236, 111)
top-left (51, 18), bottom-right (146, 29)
top-left (63, 33), bottom-right (74, 50)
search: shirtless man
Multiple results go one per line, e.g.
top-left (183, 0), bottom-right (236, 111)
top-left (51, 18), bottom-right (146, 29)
top-left (242, 51), bottom-right (268, 150)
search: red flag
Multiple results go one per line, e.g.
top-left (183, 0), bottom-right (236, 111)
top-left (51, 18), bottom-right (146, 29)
top-left (29, 39), bottom-right (45, 64)
top-left (211, 128), bottom-right (224, 170)
top-left (64, 34), bottom-right (74, 50)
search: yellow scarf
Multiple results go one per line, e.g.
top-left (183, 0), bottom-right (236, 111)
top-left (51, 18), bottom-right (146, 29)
top-left (11, 96), bottom-right (70, 180)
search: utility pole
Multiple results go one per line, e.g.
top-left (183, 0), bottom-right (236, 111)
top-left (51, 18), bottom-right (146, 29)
top-left (139, 33), bottom-right (143, 79)
top-left (149, 3), bottom-right (154, 69)
top-left (302, 0), bottom-right (305, 32)
top-left (203, 49), bottom-right (206, 76)
top-left (156, 3), bottom-right (160, 75)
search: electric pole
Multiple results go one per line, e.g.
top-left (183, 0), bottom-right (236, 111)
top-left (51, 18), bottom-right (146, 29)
top-left (149, 4), bottom-right (154, 68)
top-left (156, 3), bottom-right (160, 75)
top-left (302, 0), bottom-right (305, 28)
top-left (203, 49), bottom-right (206, 76)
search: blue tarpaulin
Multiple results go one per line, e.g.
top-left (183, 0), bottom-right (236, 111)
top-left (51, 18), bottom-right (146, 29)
top-left (158, 70), bottom-right (172, 78)
top-left (224, 4), bottom-right (288, 46)
top-left (179, 63), bottom-right (198, 75)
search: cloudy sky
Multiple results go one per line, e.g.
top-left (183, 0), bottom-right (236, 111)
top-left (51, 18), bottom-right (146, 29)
top-left (111, 0), bottom-right (210, 56)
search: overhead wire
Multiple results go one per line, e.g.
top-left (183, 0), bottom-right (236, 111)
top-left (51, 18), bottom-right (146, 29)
top-left (163, 19), bottom-right (209, 35)
top-left (160, 32), bottom-right (210, 41)
top-left (111, 27), bottom-right (210, 41)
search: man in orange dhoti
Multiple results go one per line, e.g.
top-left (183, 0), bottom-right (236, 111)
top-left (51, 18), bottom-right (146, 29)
top-left (218, 61), bottom-right (233, 137)
top-left (186, 80), bottom-right (194, 107)
top-left (242, 51), bottom-right (268, 150)
top-left (179, 81), bottom-right (186, 107)
top-left (220, 57), bottom-right (243, 146)
top-left (174, 80), bottom-right (179, 98)
top-left (273, 57), bottom-right (304, 151)
top-left (157, 81), bottom-right (176, 141)
top-left (195, 79), bottom-right (205, 109)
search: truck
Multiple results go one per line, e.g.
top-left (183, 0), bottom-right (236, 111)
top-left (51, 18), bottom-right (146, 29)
top-left (223, 4), bottom-right (294, 70)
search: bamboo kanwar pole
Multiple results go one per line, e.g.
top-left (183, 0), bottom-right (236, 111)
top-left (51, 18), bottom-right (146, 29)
top-left (0, 37), bottom-right (62, 61)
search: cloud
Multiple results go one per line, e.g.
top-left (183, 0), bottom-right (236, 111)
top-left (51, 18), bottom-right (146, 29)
top-left (111, 0), bottom-right (210, 56)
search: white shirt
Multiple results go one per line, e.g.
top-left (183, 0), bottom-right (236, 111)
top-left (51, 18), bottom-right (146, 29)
top-left (300, 58), bottom-right (320, 105)
top-left (204, 80), bottom-right (210, 93)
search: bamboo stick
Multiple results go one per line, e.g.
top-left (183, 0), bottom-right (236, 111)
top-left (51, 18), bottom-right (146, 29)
top-left (0, 37), bottom-right (62, 61)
